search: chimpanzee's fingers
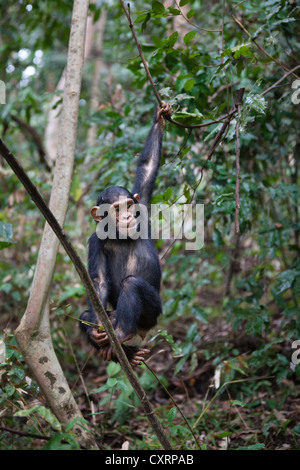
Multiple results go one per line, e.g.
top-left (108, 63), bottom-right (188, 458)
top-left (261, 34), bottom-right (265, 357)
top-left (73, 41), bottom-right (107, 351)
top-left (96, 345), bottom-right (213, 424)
top-left (99, 344), bottom-right (112, 360)
top-left (130, 359), bottom-right (142, 367)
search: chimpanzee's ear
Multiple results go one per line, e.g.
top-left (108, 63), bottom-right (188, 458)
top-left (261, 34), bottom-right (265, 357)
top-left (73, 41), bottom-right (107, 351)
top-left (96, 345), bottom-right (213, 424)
top-left (133, 193), bottom-right (140, 202)
top-left (91, 206), bottom-right (102, 222)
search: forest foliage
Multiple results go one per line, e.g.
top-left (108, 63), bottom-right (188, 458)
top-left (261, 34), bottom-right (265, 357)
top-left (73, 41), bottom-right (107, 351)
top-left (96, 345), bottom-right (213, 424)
top-left (0, 0), bottom-right (299, 450)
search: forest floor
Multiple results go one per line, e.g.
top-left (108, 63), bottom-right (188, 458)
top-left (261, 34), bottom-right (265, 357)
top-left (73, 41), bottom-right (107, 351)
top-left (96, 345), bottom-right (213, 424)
top-left (75, 314), bottom-right (300, 451)
top-left (0, 307), bottom-right (299, 450)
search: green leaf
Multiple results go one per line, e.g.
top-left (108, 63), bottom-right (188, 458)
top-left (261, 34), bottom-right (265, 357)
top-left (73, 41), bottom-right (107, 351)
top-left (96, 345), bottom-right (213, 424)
top-left (191, 306), bottom-right (209, 323)
top-left (4, 384), bottom-right (15, 398)
top-left (235, 443), bottom-right (265, 450)
top-left (15, 405), bottom-right (61, 431)
top-left (141, 13), bottom-right (151, 32)
top-left (274, 269), bottom-right (298, 295)
top-left (293, 424), bottom-right (300, 436)
top-left (151, 194), bottom-right (164, 203)
top-left (116, 380), bottom-right (130, 393)
top-left (233, 46), bottom-right (254, 59)
top-left (215, 431), bottom-right (233, 438)
top-left (106, 377), bottom-right (118, 388)
top-left (229, 399), bottom-right (246, 407)
top-left (42, 433), bottom-right (68, 450)
top-left (187, 9), bottom-right (195, 19)
top-left (152, 1), bottom-right (165, 14)
top-left (90, 384), bottom-right (110, 394)
top-left (220, 48), bottom-right (232, 58)
top-left (172, 110), bottom-right (203, 124)
top-left (134, 13), bottom-right (149, 23)
top-left (107, 362), bottom-right (121, 377)
top-left (163, 187), bottom-right (172, 201)
top-left (179, 0), bottom-right (189, 5)
top-left (0, 222), bottom-right (16, 250)
top-left (167, 406), bottom-right (177, 423)
top-left (184, 31), bottom-right (196, 44)
top-left (59, 285), bottom-right (86, 303)
top-left (229, 42), bottom-right (254, 59)
top-left (168, 7), bottom-right (181, 15)
top-left (65, 416), bottom-right (90, 433)
top-left (166, 31), bottom-right (178, 48)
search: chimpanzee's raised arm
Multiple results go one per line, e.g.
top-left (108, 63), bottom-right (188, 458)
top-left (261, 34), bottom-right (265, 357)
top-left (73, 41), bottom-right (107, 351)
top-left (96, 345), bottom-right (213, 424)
top-left (132, 102), bottom-right (171, 205)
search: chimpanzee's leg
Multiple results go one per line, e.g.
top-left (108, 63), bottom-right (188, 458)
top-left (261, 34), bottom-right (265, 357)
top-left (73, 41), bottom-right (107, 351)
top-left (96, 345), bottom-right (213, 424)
top-left (115, 275), bottom-right (161, 340)
top-left (99, 275), bottom-right (161, 363)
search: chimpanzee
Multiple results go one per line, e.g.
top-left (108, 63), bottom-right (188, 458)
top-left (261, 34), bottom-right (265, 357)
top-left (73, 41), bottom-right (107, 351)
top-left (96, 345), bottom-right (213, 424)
top-left (80, 101), bottom-right (172, 366)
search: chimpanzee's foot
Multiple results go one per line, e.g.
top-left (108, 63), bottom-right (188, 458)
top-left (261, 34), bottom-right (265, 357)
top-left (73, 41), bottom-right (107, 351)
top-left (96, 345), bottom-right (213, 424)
top-left (99, 344), bottom-right (150, 367)
top-left (129, 347), bottom-right (150, 367)
top-left (99, 343), bottom-right (114, 361)
top-left (98, 330), bottom-right (133, 361)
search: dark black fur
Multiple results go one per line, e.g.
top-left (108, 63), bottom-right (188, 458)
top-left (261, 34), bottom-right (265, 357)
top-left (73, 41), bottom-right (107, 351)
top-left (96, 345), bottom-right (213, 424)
top-left (80, 105), bottom-right (167, 362)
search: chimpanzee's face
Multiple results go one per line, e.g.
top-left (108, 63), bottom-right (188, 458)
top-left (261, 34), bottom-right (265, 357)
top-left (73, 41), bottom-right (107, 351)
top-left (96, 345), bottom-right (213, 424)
top-left (109, 195), bottom-right (138, 237)
top-left (91, 190), bottom-right (143, 240)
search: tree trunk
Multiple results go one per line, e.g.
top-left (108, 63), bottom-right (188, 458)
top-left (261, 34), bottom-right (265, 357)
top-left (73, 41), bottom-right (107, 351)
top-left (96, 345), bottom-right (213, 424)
top-left (44, 9), bottom-right (98, 165)
top-left (87, 8), bottom-right (107, 147)
top-left (14, 0), bottom-right (97, 449)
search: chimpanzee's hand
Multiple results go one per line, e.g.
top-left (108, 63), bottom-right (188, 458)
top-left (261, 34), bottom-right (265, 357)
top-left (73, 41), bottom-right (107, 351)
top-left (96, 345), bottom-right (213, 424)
top-left (89, 325), bottom-right (110, 348)
top-left (157, 101), bottom-right (172, 125)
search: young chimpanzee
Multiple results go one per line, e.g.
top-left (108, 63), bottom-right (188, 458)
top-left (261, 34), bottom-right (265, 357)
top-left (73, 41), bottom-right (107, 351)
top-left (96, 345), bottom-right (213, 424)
top-left (80, 101), bottom-right (172, 366)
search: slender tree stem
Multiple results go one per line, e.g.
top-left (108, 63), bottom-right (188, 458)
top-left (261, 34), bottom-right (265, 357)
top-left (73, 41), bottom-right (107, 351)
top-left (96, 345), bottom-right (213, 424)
top-left (232, 15), bottom-right (299, 79)
top-left (145, 363), bottom-right (201, 449)
top-left (120, 0), bottom-right (162, 107)
top-left (261, 65), bottom-right (300, 96)
top-left (120, 0), bottom-right (239, 130)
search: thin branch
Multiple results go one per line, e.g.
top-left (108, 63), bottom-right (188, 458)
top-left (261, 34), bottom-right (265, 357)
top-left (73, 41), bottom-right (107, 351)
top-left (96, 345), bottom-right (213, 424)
top-left (193, 375), bottom-right (274, 428)
top-left (120, 0), bottom-right (238, 130)
top-left (232, 15), bottom-right (299, 79)
top-left (0, 424), bottom-right (103, 449)
top-left (0, 139), bottom-right (173, 451)
top-left (145, 363), bottom-right (201, 449)
top-left (225, 232), bottom-right (240, 296)
top-left (261, 64), bottom-right (300, 96)
top-left (120, 0), bottom-right (162, 107)
top-left (168, 127), bottom-right (193, 164)
top-left (222, 0), bottom-right (230, 114)
top-left (0, 426), bottom-right (54, 443)
top-left (208, 81), bottom-right (240, 103)
top-left (174, 0), bottom-right (222, 33)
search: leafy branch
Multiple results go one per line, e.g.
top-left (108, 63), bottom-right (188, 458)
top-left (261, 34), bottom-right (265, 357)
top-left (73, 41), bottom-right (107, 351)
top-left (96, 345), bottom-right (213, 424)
top-left (120, 0), bottom-right (240, 129)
